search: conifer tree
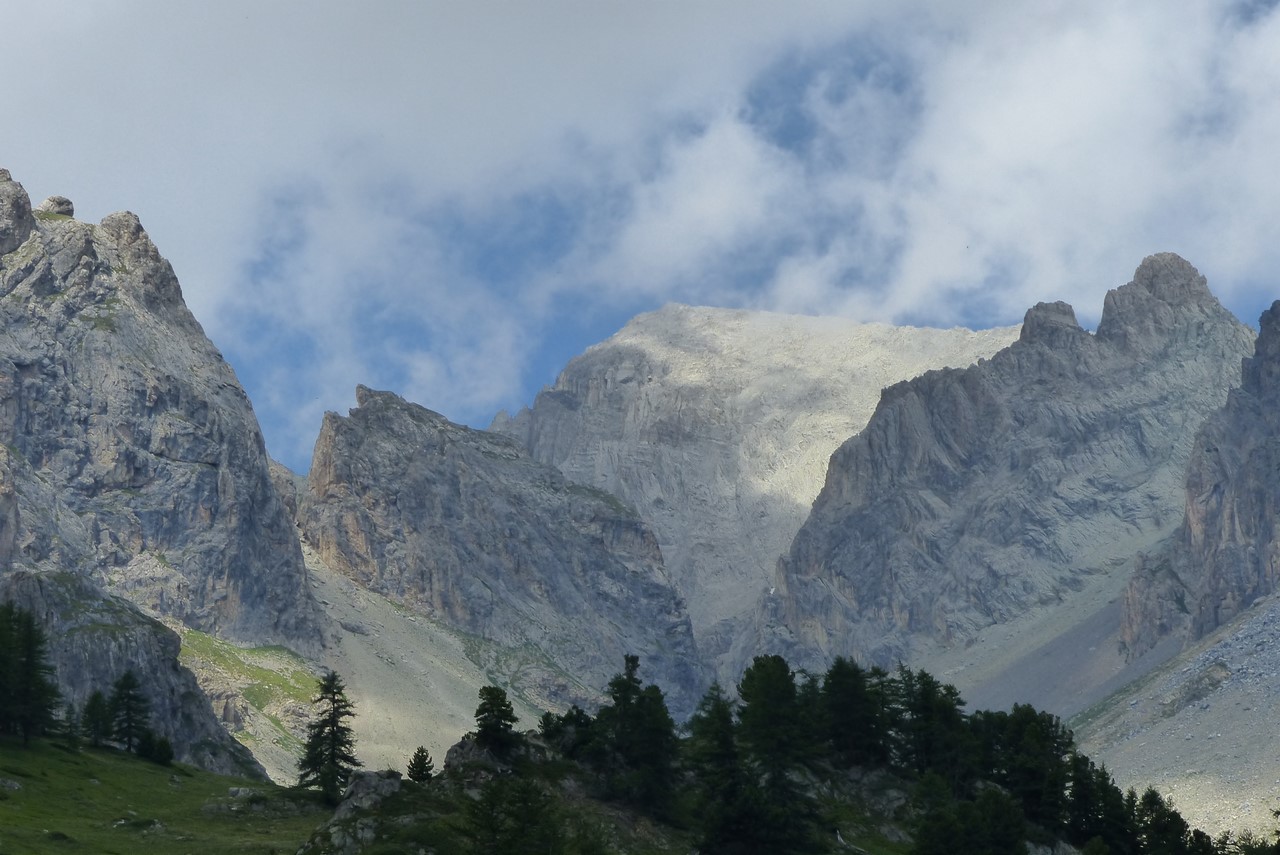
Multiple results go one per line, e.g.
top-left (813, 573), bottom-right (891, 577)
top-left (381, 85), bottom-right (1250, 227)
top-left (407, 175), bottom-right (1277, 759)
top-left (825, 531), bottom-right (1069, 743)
top-left (298, 670), bottom-right (361, 804)
top-left (473, 685), bottom-right (520, 758)
top-left (406, 745), bottom-right (434, 782)
top-left (83, 689), bottom-right (112, 747)
top-left (0, 603), bottom-right (61, 741)
top-left (590, 655), bottom-right (678, 813)
top-left (109, 669), bottom-right (149, 752)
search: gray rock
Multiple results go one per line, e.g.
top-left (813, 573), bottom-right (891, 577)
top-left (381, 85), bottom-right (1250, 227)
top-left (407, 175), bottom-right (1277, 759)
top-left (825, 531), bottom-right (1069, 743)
top-left (0, 187), bottom-right (324, 652)
top-left (302, 387), bottom-right (703, 715)
top-left (0, 569), bottom-right (263, 777)
top-left (759, 254), bottom-right (1253, 672)
top-left (0, 166), bottom-right (325, 772)
top-left (36, 195), bottom-right (74, 217)
top-left (492, 304), bottom-right (1018, 681)
top-left (332, 770), bottom-right (402, 821)
top-left (1125, 298), bottom-right (1280, 656)
top-left (0, 169), bottom-right (35, 255)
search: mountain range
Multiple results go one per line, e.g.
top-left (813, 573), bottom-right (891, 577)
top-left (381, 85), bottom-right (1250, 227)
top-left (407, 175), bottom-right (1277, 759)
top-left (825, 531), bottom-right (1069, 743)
top-left (4, 166), bottom-right (1280, 832)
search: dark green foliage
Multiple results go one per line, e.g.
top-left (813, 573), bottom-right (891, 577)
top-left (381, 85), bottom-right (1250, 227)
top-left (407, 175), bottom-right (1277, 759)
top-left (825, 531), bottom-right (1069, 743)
top-left (894, 666), bottom-right (973, 787)
top-left (465, 776), bottom-right (564, 854)
top-left (971, 704), bottom-right (1072, 832)
top-left (297, 670), bottom-right (361, 804)
top-left (687, 682), bottom-right (759, 853)
top-left (0, 602), bottom-right (61, 742)
top-left (823, 657), bottom-right (892, 767)
top-left (109, 669), bottom-right (149, 753)
top-left (540, 704), bottom-right (594, 759)
top-left (588, 655), bottom-right (679, 814)
top-left (406, 745), bottom-right (434, 782)
top-left (735, 654), bottom-right (821, 852)
top-left (83, 689), bottom-right (112, 747)
top-left (473, 684), bottom-right (520, 758)
top-left (1135, 786), bottom-right (1193, 854)
top-left (914, 786), bottom-right (1029, 855)
top-left (137, 728), bottom-right (174, 765)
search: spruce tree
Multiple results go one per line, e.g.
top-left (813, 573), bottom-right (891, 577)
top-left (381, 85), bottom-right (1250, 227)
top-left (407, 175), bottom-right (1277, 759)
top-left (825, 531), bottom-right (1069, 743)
top-left (406, 745), bottom-right (434, 782)
top-left (297, 670), bottom-right (361, 804)
top-left (109, 669), bottom-right (149, 752)
top-left (0, 603), bottom-right (60, 741)
top-left (473, 685), bottom-right (519, 758)
top-left (83, 689), bottom-right (112, 747)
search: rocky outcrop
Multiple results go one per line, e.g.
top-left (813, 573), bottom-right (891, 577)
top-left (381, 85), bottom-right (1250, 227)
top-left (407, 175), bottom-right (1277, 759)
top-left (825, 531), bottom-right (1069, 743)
top-left (1124, 299), bottom-right (1280, 656)
top-left (0, 169), bottom-right (322, 652)
top-left (492, 304), bottom-right (1019, 676)
top-left (0, 167), bottom-right (325, 771)
top-left (301, 387), bottom-right (702, 715)
top-left (0, 568), bottom-right (262, 776)
top-left (762, 254), bottom-right (1254, 670)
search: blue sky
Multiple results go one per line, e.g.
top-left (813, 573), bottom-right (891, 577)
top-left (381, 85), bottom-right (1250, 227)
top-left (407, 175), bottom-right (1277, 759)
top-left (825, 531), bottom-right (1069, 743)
top-left (5, 1), bottom-right (1280, 472)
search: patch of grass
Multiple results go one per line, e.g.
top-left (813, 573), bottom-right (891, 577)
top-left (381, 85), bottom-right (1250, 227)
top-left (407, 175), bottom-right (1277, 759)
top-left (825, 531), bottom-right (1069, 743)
top-left (33, 211), bottom-right (73, 221)
top-left (88, 313), bottom-right (118, 333)
top-left (0, 736), bottom-right (327, 854)
top-left (179, 631), bottom-right (316, 709)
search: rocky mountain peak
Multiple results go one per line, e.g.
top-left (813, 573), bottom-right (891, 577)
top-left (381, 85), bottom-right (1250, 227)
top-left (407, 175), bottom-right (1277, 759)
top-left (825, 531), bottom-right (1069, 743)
top-left (1096, 253), bottom-right (1227, 353)
top-left (758, 255), bottom-right (1254, 680)
top-left (303, 386), bottom-right (703, 715)
top-left (1018, 300), bottom-right (1083, 346)
top-left (0, 168), bottom-right (36, 254)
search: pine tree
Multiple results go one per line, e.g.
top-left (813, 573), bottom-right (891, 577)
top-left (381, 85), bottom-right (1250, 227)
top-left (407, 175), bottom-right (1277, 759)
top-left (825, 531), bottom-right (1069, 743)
top-left (109, 669), bottom-right (149, 752)
top-left (83, 689), bottom-right (112, 747)
top-left (406, 745), bottom-right (434, 783)
top-left (297, 670), bottom-right (361, 804)
top-left (0, 603), bottom-right (61, 742)
top-left (473, 685), bottom-right (520, 758)
top-left (589, 655), bottom-right (679, 813)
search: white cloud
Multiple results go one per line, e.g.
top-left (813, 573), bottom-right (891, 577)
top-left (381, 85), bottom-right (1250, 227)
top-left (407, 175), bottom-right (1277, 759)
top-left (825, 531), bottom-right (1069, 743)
top-left (5, 1), bottom-right (1280, 468)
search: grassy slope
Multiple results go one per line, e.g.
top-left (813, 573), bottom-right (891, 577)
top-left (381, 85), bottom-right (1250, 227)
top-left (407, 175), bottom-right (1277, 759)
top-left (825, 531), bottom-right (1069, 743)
top-left (0, 737), bottom-right (327, 855)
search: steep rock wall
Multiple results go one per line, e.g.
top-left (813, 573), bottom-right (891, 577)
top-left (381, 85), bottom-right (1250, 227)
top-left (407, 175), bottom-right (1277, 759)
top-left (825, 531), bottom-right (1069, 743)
top-left (493, 304), bottom-right (1019, 675)
top-left (762, 254), bottom-right (1254, 670)
top-left (301, 387), bottom-right (703, 716)
top-left (1125, 299), bottom-right (1280, 655)
top-left (0, 169), bottom-right (322, 652)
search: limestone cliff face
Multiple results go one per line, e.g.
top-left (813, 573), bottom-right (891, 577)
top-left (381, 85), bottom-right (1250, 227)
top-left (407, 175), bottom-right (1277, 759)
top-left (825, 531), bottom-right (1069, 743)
top-left (492, 304), bottom-right (1019, 675)
top-left (1124, 300), bottom-right (1280, 656)
top-left (0, 169), bottom-right (321, 652)
top-left (301, 387), bottom-right (702, 715)
top-left (0, 167), bottom-right (322, 771)
top-left (763, 254), bottom-right (1254, 669)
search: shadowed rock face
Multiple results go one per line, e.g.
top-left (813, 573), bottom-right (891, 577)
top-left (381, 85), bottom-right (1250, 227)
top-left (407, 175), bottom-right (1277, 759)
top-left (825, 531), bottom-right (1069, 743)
top-left (0, 171), bottom-right (321, 652)
top-left (759, 254), bottom-right (1254, 670)
top-left (0, 167), bottom-right (323, 771)
top-left (302, 387), bottom-right (703, 716)
top-left (492, 304), bottom-right (1019, 679)
top-left (1125, 300), bottom-right (1280, 657)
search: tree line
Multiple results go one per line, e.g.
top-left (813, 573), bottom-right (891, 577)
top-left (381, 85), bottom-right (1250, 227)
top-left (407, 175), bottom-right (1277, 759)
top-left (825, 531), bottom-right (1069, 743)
top-left (0, 602), bottom-right (173, 764)
top-left (297, 651), bottom-right (1280, 854)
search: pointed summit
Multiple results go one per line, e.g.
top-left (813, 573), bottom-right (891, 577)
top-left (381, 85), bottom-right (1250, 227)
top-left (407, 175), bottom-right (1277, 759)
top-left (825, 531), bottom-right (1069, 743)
top-left (1096, 253), bottom-right (1234, 353)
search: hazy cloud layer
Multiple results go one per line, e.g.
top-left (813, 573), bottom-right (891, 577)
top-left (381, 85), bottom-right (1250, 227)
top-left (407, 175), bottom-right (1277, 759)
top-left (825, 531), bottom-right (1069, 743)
top-left (5, 1), bottom-right (1279, 469)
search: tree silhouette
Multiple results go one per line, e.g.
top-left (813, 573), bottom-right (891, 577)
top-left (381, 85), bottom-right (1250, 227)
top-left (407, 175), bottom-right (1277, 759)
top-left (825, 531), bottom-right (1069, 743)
top-left (590, 655), bottom-right (678, 813)
top-left (83, 689), bottom-right (112, 747)
top-left (0, 603), bottom-right (60, 742)
top-left (406, 745), bottom-right (434, 783)
top-left (298, 670), bottom-right (361, 804)
top-left (109, 670), bottom-right (149, 753)
top-left (473, 685), bottom-right (520, 758)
